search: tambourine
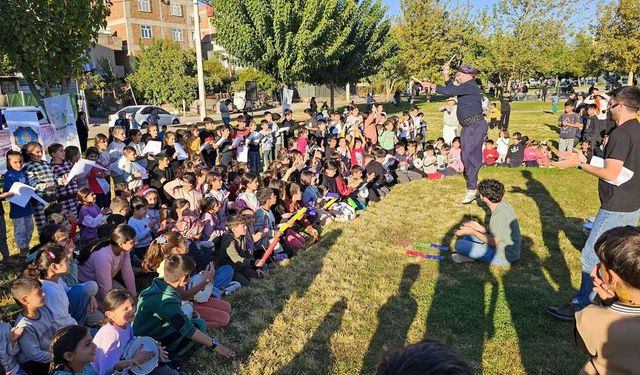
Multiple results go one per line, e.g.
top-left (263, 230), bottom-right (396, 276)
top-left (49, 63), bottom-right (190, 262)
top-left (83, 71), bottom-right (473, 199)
top-left (357, 186), bottom-right (369, 199)
top-left (413, 157), bottom-right (424, 169)
top-left (188, 274), bottom-right (213, 303)
top-left (124, 336), bottom-right (159, 375)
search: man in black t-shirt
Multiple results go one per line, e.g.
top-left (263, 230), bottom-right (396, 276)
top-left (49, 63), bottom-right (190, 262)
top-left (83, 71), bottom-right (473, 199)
top-left (549, 86), bottom-right (640, 321)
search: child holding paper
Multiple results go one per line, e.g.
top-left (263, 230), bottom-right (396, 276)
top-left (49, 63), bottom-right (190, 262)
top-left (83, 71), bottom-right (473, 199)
top-left (118, 146), bottom-right (144, 193)
top-left (3, 150), bottom-right (34, 262)
top-left (23, 142), bottom-right (57, 234)
top-left (85, 147), bottom-right (111, 209)
top-left (49, 143), bottom-right (80, 233)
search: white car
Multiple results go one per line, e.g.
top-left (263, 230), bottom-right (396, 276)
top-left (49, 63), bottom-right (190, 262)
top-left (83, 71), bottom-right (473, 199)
top-left (108, 105), bottom-right (180, 128)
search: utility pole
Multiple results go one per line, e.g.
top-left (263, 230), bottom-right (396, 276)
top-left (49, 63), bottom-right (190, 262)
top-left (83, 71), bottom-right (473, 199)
top-left (193, 0), bottom-right (207, 120)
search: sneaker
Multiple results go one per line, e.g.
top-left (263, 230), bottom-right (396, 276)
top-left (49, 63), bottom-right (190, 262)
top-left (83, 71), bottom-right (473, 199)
top-left (451, 253), bottom-right (475, 263)
top-left (547, 304), bottom-right (577, 321)
top-left (223, 281), bottom-right (242, 296)
top-left (461, 190), bottom-right (478, 204)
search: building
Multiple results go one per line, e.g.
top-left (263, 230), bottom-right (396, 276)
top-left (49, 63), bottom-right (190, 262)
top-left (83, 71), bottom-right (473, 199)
top-left (107, 0), bottom-right (197, 55)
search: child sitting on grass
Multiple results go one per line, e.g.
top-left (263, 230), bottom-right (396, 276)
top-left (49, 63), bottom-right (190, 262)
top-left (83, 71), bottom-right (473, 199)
top-left (132, 254), bottom-right (235, 360)
top-left (49, 325), bottom-right (97, 375)
top-left (12, 278), bottom-right (62, 374)
top-left (0, 307), bottom-right (23, 375)
top-left (451, 179), bottom-right (521, 266)
top-left (576, 226), bottom-right (640, 375)
top-left (93, 289), bottom-right (176, 375)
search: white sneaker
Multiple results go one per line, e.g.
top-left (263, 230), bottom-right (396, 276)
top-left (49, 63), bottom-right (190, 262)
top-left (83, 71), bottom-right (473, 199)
top-left (461, 190), bottom-right (478, 204)
top-left (451, 253), bottom-right (475, 263)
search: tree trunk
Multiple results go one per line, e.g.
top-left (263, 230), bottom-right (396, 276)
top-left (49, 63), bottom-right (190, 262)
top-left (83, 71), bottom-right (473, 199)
top-left (385, 79), bottom-right (396, 102)
top-left (628, 70), bottom-right (634, 86)
top-left (60, 77), bottom-right (70, 95)
top-left (24, 77), bottom-right (44, 103)
top-left (329, 83), bottom-right (335, 110)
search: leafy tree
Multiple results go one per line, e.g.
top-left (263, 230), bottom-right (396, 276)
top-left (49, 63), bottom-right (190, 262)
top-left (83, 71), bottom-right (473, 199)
top-left (0, 0), bottom-right (110, 100)
top-left (0, 54), bottom-right (15, 76)
top-left (230, 67), bottom-right (278, 94)
top-left (396, 0), bottom-right (483, 83)
top-left (482, 0), bottom-right (574, 85)
top-left (203, 59), bottom-right (232, 93)
top-left (593, 0), bottom-right (640, 85)
top-left (127, 40), bottom-right (197, 109)
top-left (305, 0), bottom-right (394, 108)
top-left (368, 30), bottom-right (405, 101)
top-left (213, 0), bottom-right (353, 84)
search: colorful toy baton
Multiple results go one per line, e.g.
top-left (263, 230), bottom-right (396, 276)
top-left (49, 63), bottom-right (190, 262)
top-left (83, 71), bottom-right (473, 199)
top-left (257, 207), bottom-right (307, 267)
top-left (395, 238), bottom-right (449, 251)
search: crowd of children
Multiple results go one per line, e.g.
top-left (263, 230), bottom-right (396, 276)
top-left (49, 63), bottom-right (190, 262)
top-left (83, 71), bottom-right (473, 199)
top-left (0, 90), bottom-right (635, 374)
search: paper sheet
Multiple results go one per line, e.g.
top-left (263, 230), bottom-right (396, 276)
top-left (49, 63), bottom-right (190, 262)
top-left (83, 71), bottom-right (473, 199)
top-left (199, 143), bottom-right (211, 152)
top-left (132, 162), bottom-right (148, 179)
top-left (277, 127), bottom-right (290, 134)
top-left (174, 143), bottom-right (189, 161)
top-left (7, 182), bottom-right (48, 207)
top-left (142, 141), bottom-right (162, 156)
top-left (65, 159), bottom-right (106, 185)
top-left (590, 156), bottom-right (635, 186)
top-left (231, 136), bottom-right (244, 148)
top-left (97, 178), bottom-right (110, 194)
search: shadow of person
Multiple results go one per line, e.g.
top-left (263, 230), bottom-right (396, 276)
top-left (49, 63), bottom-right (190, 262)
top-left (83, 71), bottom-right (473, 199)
top-left (503, 235), bottom-right (584, 373)
top-left (273, 298), bottom-right (348, 375)
top-left (424, 217), bottom-right (499, 373)
top-left (510, 170), bottom-right (576, 298)
top-left (360, 263), bottom-right (421, 374)
top-left (544, 123), bottom-right (561, 134)
top-left (207, 229), bottom-right (343, 372)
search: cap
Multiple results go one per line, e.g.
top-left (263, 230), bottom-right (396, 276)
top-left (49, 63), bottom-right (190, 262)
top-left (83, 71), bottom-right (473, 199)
top-left (456, 64), bottom-right (480, 75)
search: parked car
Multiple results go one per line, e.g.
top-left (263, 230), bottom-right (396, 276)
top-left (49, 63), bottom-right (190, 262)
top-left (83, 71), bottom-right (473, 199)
top-left (108, 105), bottom-right (180, 128)
top-left (1, 106), bottom-right (49, 128)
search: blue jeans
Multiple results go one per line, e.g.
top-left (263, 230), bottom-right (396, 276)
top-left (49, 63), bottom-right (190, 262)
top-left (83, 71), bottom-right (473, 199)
top-left (460, 120), bottom-right (488, 190)
top-left (248, 151), bottom-right (261, 175)
top-left (572, 207), bottom-right (640, 308)
top-left (454, 235), bottom-right (511, 266)
top-left (67, 284), bottom-right (91, 325)
top-left (214, 265), bottom-right (234, 289)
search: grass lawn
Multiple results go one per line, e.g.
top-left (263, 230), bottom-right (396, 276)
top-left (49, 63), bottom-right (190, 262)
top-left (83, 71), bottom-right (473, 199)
top-left (0, 100), bottom-right (596, 374)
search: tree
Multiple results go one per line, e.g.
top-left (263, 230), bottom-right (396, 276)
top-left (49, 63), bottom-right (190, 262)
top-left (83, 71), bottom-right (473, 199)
top-left (127, 40), bottom-right (197, 109)
top-left (593, 0), bottom-right (640, 85)
top-left (230, 67), bottom-right (279, 94)
top-left (0, 54), bottom-right (15, 76)
top-left (213, 0), bottom-right (354, 84)
top-left (305, 0), bottom-right (394, 108)
top-left (203, 59), bottom-right (233, 93)
top-left (396, 0), bottom-right (483, 83)
top-left (483, 0), bottom-right (575, 85)
top-left (0, 0), bottom-right (110, 100)
top-left (368, 30), bottom-right (405, 101)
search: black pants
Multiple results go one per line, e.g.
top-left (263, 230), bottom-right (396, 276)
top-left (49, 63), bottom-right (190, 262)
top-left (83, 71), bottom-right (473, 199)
top-left (22, 361), bottom-right (49, 374)
top-left (489, 118), bottom-right (498, 129)
top-left (499, 111), bottom-right (511, 130)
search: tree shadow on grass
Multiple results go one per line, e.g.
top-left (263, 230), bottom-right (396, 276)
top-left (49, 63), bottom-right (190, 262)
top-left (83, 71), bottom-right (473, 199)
top-left (544, 123), bottom-right (561, 135)
top-left (197, 229), bottom-right (342, 373)
top-left (424, 217), bottom-right (499, 373)
top-left (273, 298), bottom-right (348, 375)
top-left (359, 263), bottom-right (420, 374)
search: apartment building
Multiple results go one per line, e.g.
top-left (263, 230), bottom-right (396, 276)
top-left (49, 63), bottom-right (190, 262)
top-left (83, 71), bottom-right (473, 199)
top-left (107, 0), bottom-right (196, 55)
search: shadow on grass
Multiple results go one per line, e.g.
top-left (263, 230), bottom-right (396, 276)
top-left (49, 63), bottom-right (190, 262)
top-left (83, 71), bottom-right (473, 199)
top-left (424, 217), bottom-right (499, 373)
top-left (359, 263), bottom-right (420, 374)
top-left (198, 229), bottom-right (342, 373)
top-left (504, 170), bottom-right (582, 373)
top-left (544, 123), bottom-right (561, 135)
top-left (273, 298), bottom-right (348, 375)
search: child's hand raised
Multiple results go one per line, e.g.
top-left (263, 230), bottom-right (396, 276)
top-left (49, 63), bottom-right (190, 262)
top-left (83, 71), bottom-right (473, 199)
top-left (9, 327), bottom-right (24, 345)
top-left (203, 262), bottom-right (215, 283)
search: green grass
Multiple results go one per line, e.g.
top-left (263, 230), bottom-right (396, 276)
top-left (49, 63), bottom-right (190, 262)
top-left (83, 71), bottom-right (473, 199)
top-left (1, 100), bottom-right (593, 374)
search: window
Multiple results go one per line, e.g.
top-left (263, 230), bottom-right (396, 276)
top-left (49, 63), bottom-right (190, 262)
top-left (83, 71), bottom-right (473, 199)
top-left (170, 3), bottom-right (182, 16)
top-left (137, 0), bottom-right (151, 12)
top-left (172, 29), bottom-right (183, 42)
top-left (140, 25), bottom-right (152, 39)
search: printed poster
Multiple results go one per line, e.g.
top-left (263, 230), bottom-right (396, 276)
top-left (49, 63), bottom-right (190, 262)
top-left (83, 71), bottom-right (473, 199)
top-left (43, 94), bottom-right (81, 150)
top-left (0, 130), bottom-right (12, 173)
top-left (4, 111), bottom-right (42, 151)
